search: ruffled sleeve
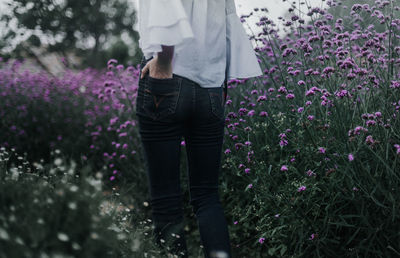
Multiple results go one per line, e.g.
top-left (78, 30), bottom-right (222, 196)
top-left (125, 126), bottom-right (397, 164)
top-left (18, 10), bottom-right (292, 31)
top-left (225, 0), bottom-right (263, 79)
top-left (138, 0), bottom-right (195, 59)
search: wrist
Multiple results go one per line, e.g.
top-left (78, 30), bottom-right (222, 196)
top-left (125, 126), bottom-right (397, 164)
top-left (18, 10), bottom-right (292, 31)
top-left (157, 45), bottom-right (174, 66)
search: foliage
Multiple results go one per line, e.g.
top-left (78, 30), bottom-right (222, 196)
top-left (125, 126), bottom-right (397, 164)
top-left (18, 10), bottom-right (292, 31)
top-left (0, 0), bottom-right (142, 68)
top-left (0, 146), bottom-right (181, 257)
top-left (221, 0), bottom-right (400, 256)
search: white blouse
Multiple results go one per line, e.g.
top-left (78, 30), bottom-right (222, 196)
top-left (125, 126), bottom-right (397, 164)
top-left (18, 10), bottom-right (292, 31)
top-left (138, 0), bottom-right (263, 88)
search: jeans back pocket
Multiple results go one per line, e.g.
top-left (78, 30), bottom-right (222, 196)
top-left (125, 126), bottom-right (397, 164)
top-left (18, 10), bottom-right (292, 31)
top-left (141, 76), bottom-right (182, 121)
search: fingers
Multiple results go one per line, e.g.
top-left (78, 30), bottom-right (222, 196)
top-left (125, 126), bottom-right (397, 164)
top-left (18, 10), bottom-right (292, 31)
top-left (141, 64), bottom-right (148, 79)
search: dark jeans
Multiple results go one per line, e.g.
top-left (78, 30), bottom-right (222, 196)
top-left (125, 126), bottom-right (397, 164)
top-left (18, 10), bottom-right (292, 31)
top-left (135, 56), bottom-right (232, 258)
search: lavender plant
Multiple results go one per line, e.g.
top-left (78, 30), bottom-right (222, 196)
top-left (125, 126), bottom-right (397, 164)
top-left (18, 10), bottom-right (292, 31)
top-left (221, 0), bottom-right (400, 256)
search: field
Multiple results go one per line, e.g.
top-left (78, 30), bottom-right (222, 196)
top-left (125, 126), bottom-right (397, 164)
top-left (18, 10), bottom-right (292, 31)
top-left (1, 0), bottom-right (400, 257)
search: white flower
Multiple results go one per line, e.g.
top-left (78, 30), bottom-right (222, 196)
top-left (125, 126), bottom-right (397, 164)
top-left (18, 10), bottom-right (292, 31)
top-left (0, 228), bottom-right (9, 240)
top-left (86, 178), bottom-right (102, 192)
top-left (72, 242), bottom-right (81, 250)
top-left (15, 236), bottom-right (25, 245)
top-left (10, 167), bottom-right (19, 181)
top-left (69, 185), bottom-right (79, 192)
top-left (54, 158), bottom-right (62, 166)
top-left (68, 202), bottom-right (77, 210)
top-left (57, 232), bottom-right (69, 242)
top-left (32, 162), bottom-right (44, 170)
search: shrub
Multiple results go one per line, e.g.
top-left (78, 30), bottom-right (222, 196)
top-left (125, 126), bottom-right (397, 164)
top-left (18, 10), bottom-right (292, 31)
top-left (221, 0), bottom-right (400, 257)
top-left (0, 58), bottom-right (148, 204)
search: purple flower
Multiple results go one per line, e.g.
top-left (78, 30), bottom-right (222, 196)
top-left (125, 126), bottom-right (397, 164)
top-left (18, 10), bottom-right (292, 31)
top-left (110, 116), bottom-right (118, 125)
top-left (279, 139), bottom-right (289, 147)
top-left (348, 153), bottom-right (354, 161)
top-left (390, 81), bottom-right (400, 89)
top-left (306, 170), bottom-right (316, 176)
top-left (335, 89), bottom-right (351, 99)
top-left (181, 140), bottom-right (186, 146)
top-left (309, 233), bottom-right (317, 240)
top-left (281, 165), bottom-right (288, 171)
top-left (235, 143), bottom-right (244, 150)
top-left (248, 184), bottom-right (253, 189)
top-left (394, 144), bottom-right (400, 155)
top-left (247, 110), bottom-right (256, 117)
top-left (107, 59), bottom-right (118, 66)
top-left (224, 149), bottom-right (231, 154)
top-left (307, 115), bottom-right (315, 121)
top-left (297, 186), bottom-right (306, 192)
top-left (259, 237), bottom-right (265, 244)
top-left (365, 135), bottom-right (375, 145)
top-left (306, 89), bottom-right (316, 96)
top-left (286, 93), bottom-right (295, 99)
top-left (350, 126), bottom-right (369, 136)
top-left (282, 48), bottom-right (297, 57)
top-left (322, 66), bottom-right (335, 75)
top-left (118, 132), bottom-right (127, 137)
top-left (245, 168), bottom-right (251, 174)
top-left (257, 95), bottom-right (267, 102)
top-left (318, 147), bottom-right (326, 154)
top-left (278, 86), bottom-right (288, 94)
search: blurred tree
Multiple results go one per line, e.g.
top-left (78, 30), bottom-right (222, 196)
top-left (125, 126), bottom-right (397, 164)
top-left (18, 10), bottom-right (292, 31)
top-left (0, 0), bottom-right (143, 69)
top-left (107, 39), bottom-right (130, 65)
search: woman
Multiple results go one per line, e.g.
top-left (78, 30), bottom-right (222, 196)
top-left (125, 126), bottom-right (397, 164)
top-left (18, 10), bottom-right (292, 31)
top-left (136, 0), bottom-right (262, 257)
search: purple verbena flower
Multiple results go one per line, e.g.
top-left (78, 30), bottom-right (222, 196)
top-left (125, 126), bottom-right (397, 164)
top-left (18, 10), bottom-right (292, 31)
top-left (297, 185), bottom-right (306, 192)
